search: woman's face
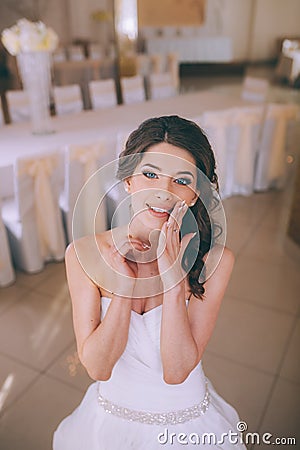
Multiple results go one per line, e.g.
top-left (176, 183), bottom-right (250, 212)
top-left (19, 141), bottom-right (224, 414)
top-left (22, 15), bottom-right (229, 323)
top-left (124, 142), bottom-right (198, 230)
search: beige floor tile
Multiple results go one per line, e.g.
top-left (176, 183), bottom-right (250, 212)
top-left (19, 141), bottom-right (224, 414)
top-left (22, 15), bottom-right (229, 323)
top-left (0, 290), bottom-right (74, 371)
top-left (240, 222), bottom-right (300, 268)
top-left (0, 374), bottom-right (84, 450)
top-left (226, 255), bottom-right (300, 314)
top-left (0, 353), bottom-right (39, 413)
top-left (279, 318), bottom-right (300, 384)
top-left (202, 351), bottom-right (274, 432)
top-left (0, 283), bottom-right (29, 316)
top-left (206, 296), bottom-right (294, 374)
top-left (34, 266), bottom-right (69, 297)
top-left (46, 341), bottom-right (93, 392)
top-left (225, 216), bottom-right (257, 255)
top-left (222, 192), bottom-right (276, 225)
top-left (252, 378), bottom-right (300, 450)
top-left (16, 261), bottom-right (66, 290)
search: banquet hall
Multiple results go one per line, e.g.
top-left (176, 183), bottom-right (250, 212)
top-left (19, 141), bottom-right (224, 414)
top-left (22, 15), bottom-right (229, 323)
top-left (0, 0), bottom-right (299, 449)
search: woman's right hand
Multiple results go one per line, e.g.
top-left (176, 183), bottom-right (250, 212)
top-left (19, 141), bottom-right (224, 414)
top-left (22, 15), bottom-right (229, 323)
top-left (108, 237), bottom-right (145, 297)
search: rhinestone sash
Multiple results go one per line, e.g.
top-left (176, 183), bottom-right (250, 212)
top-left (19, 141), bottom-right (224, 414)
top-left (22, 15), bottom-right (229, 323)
top-left (97, 382), bottom-right (210, 425)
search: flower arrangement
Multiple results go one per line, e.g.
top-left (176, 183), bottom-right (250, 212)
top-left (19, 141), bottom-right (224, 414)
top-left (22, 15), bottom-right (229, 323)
top-left (1, 18), bottom-right (58, 55)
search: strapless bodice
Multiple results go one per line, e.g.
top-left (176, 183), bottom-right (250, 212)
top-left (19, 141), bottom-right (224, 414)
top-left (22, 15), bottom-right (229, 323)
top-left (98, 296), bottom-right (207, 412)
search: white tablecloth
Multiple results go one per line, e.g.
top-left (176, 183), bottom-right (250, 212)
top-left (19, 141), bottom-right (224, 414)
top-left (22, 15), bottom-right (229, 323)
top-left (0, 90), bottom-right (262, 200)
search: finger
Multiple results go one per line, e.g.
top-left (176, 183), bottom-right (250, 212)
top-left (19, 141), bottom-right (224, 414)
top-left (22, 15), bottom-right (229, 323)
top-left (166, 200), bottom-right (182, 231)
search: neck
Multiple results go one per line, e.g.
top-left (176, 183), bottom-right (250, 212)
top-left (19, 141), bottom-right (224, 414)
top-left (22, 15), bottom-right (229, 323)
top-left (127, 217), bottom-right (162, 249)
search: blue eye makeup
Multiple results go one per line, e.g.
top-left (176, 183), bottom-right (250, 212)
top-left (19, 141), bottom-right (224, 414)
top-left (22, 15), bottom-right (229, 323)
top-left (175, 177), bottom-right (192, 186)
top-left (142, 171), bottom-right (158, 179)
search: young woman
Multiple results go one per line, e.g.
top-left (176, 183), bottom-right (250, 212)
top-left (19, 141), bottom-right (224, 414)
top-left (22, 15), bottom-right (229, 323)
top-left (53, 116), bottom-right (246, 449)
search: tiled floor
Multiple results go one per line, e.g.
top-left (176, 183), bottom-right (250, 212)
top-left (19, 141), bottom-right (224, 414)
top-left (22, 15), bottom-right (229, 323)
top-left (0, 70), bottom-right (299, 450)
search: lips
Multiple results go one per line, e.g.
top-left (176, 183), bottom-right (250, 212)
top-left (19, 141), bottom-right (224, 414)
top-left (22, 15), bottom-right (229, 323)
top-left (146, 203), bottom-right (173, 218)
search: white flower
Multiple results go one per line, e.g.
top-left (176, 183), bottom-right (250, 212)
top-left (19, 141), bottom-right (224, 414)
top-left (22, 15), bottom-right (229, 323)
top-left (1, 27), bottom-right (20, 55)
top-left (1, 18), bottom-right (59, 55)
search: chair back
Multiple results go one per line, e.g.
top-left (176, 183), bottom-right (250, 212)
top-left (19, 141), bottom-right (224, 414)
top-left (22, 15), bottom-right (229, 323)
top-left (0, 200), bottom-right (15, 287)
top-left (89, 43), bottom-right (105, 60)
top-left (254, 103), bottom-right (299, 190)
top-left (67, 45), bottom-right (85, 61)
top-left (89, 79), bottom-right (117, 110)
top-left (241, 76), bottom-right (270, 103)
top-left (121, 75), bottom-right (146, 105)
top-left (148, 72), bottom-right (177, 100)
top-left (15, 150), bottom-right (65, 259)
top-left (6, 90), bottom-right (30, 123)
top-left (53, 84), bottom-right (83, 116)
top-left (61, 143), bottom-right (108, 242)
top-left (52, 47), bottom-right (66, 63)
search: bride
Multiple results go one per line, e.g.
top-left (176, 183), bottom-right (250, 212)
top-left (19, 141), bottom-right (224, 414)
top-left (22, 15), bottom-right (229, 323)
top-left (53, 115), bottom-right (246, 449)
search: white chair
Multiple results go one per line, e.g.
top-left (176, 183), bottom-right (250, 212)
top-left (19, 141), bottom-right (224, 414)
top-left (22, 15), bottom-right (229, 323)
top-left (166, 52), bottom-right (180, 91)
top-left (60, 143), bottom-right (109, 243)
top-left (148, 72), bottom-right (177, 100)
top-left (150, 54), bottom-right (166, 74)
top-left (6, 90), bottom-right (30, 123)
top-left (2, 151), bottom-right (66, 273)
top-left (89, 79), bottom-right (117, 110)
top-left (89, 43), bottom-right (105, 60)
top-left (0, 200), bottom-right (15, 287)
top-left (120, 75), bottom-right (146, 105)
top-left (52, 47), bottom-right (66, 63)
top-left (53, 84), bottom-right (83, 116)
top-left (67, 45), bottom-right (85, 61)
top-left (241, 76), bottom-right (270, 103)
top-left (254, 103), bottom-right (299, 191)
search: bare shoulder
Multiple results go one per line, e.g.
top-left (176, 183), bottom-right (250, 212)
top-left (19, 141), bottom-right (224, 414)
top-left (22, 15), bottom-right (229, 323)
top-left (65, 231), bottom-right (113, 287)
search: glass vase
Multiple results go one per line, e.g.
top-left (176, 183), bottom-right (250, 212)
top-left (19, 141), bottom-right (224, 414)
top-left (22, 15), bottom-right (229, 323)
top-left (17, 51), bottom-right (54, 135)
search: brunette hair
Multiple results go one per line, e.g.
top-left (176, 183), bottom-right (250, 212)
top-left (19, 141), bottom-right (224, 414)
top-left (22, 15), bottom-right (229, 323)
top-left (116, 115), bottom-right (220, 300)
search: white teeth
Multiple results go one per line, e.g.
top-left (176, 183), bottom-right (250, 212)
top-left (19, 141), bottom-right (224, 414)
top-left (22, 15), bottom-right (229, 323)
top-left (149, 205), bottom-right (167, 213)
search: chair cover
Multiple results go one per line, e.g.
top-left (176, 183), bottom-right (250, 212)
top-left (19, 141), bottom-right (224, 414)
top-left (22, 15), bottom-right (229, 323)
top-left (150, 54), bottom-right (166, 74)
top-left (201, 109), bottom-right (236, 198)
top-left (60, 142), bottom-right (109, 243)
top-left (89, 43), bottom-right (105, 60)
top-left (254, 103), bottom-right (299, 191)
top-left (148, 72), bottom-right (177, 100)
top-left (229, 106), bottom-right (264, 196)
top-left (2, 151), bottom-right (66, 273)
top-left (52, 48), bottom-right (66, 63)
top-left (6, 90), bottom-right (30, 123)
top-left (166, 52), bottom-right (180, 90)
top-left (0, 200), bottom-right (15, 287)
top-left (53, 84), bottom-right (83, 116)
top-left (121, 75), bottom-right (146, 105)
top-left (67, 45), bottom-right (85, 61)
top-left (241, 76), bottom-right (270, 103)
top-left (89, 79), bottom-right (117, 110)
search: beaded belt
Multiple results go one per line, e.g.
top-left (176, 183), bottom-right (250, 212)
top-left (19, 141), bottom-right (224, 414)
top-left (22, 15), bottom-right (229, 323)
top-left (97, 382), bottom-right (210, 425)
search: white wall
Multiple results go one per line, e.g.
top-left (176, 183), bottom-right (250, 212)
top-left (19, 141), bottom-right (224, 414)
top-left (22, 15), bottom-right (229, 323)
top-left (205, 0), bottom-right (300, 61)
top-left (250, 0), bottom-right (300, 60)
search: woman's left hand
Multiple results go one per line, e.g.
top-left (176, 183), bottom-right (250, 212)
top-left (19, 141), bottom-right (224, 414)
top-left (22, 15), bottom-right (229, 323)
top-left (157, 200), bottom-right (196, 290)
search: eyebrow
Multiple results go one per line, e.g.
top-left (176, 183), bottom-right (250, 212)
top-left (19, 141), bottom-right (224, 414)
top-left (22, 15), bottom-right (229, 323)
top-left (141, 163), bottom-right (195, 178)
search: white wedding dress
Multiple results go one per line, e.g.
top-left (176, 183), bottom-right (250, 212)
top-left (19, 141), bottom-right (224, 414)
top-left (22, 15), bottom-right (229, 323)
top-left (53, 297), bottom-right (246, 449)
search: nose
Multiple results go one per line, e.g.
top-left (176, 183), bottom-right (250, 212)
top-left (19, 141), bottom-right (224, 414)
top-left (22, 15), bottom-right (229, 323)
top-left (154, 189), bottom-right (173, 202)
top-left (154, 177), bottom-right (174, 202)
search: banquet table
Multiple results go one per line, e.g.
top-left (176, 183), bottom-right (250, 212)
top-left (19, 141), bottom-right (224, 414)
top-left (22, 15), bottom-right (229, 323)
top-left (0, 89), bottom-right (260, 201)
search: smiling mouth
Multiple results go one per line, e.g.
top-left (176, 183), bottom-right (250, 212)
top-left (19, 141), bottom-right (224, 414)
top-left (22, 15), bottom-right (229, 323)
top-left (145, 203), bottom-right (173, 215)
